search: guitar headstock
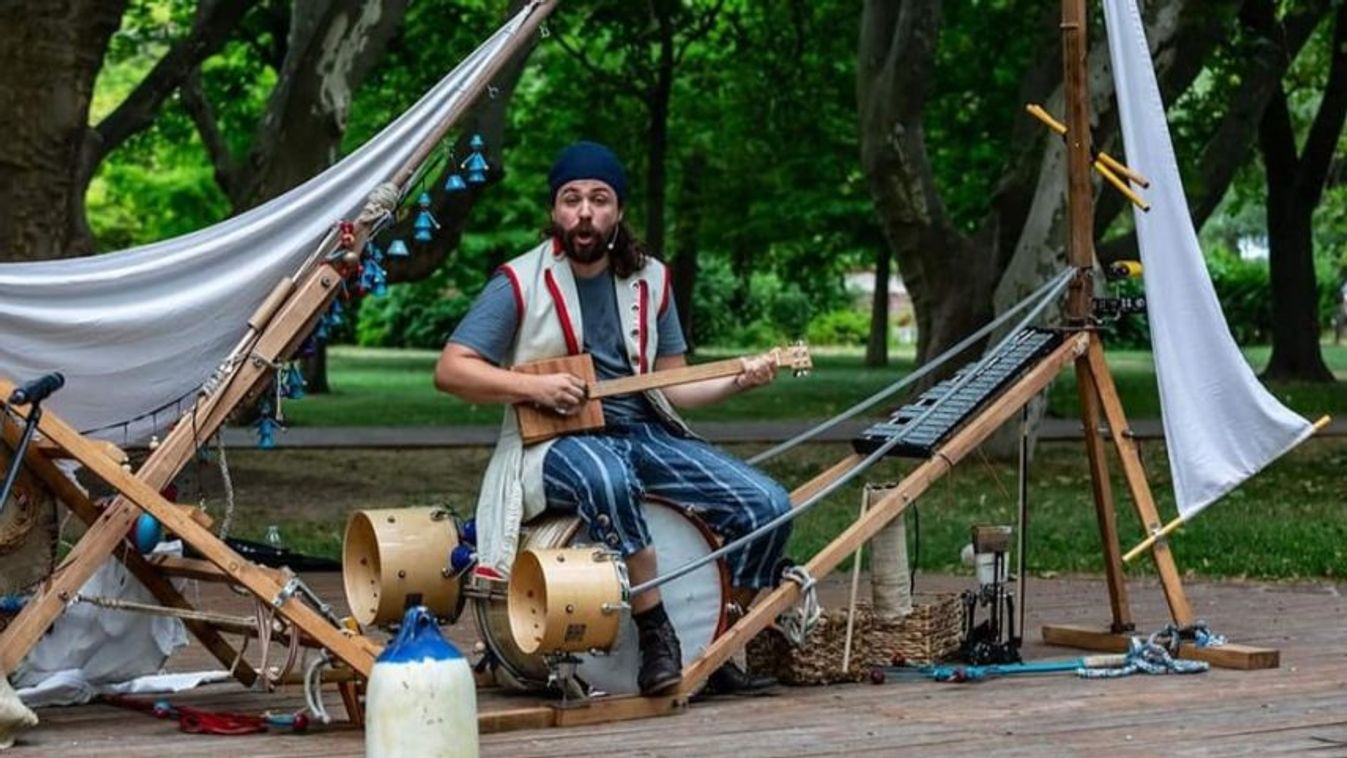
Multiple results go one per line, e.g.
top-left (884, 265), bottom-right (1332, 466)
top-left (775, 341), bottom-right (813, 377)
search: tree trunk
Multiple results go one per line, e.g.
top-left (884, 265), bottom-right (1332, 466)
top-left (1255, 2), bottom-right (1345, 383)
top-left (232, 0), bottom-right (410, 211)
top-left (671, 150), bottom-right (707, 350)
top-left (643, 1), bottom-right (676, 257)
top-left (865, 248), bottom-right (891, 367)
top-left (0, 1), bottom-right (126, 261)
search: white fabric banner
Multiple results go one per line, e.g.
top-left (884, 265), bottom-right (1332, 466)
top-left (0, 5), bottom-right (537, 443)
top-left (1102, 0), bottom-right (1313, 519)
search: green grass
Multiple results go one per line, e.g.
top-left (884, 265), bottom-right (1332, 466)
top-left (283, 342), bottom-right (1347, 427)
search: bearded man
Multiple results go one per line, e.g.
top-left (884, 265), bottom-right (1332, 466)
top-left (435, 141), bottom-right (789, 695)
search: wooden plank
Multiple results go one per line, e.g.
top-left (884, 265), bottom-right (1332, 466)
top-left (478, 706), bottom-right (557, 733)
top-left (1041, 623), bottom-right (1280, 670)
top-left (0, 389), bottom-right (379, 677)
top-left (1074, 347), bottom-right (1133, 631)
top-left (550, 693), bottom-right (686, 728)
top-left (1085, 337), bottom-right (1195, 626)
top-left (676, 332), bottom-right (1089, 694)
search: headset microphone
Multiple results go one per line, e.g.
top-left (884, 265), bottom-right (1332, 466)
top-left (607, 224), bottom-right (620, 250)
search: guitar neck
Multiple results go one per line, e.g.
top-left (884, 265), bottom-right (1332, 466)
top-left (589, 357), bottom-right (754, 399)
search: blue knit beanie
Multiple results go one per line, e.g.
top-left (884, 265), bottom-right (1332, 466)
top-left (548, 141), bottom-right (627, 203)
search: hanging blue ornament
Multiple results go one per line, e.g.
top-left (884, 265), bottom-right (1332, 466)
top-left (360, 256), bottom-right (389, 297)
top-left (256, 417), bottom-right (281, 450)
top-left (387, 239), bottom-right (410, 257)
top-left (365, 240), bottom-right (385, 263)
top-left (462, 134), bottom-right (489, 184)
top-left (444, 173), bottom-right (468, 192)
top-left (281, 363), bottom-right (307, 400)
top-left (317, 298), bottom-right (344, 340)
top-left (413, 211), bottom-right (440, 242)
top-left (255, 399), bottom-right (282, 450)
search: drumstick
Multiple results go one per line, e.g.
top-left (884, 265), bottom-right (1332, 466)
top-left (841, 495), bottom-right (867, 672)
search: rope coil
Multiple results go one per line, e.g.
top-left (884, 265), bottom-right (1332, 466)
top-left (776, 565), bottom-right (822, 647)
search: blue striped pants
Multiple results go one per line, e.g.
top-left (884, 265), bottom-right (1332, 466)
top-left (542, 421), bottom-right (792, 589)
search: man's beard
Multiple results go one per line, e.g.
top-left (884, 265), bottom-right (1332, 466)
top-left (558, 221), bottom-right (614, 264)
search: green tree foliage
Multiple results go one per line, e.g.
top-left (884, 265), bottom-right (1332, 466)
top-left (78, 0), bottom-right (1347, 352)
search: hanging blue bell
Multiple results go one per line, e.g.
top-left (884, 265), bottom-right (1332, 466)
top-left (444, 173), bottom-right (468, 192)
top-left (256, 417), bottom-right (280, 450)
top-left (256, 399), bottom-right (281, 450)
top-left (387, 239), bottom-right (410, 258)
top-left (365, 240), bottom-right (385, 263)
top-left (413, 192), bottom-right (440, 242)
top-left (325, 297), bottom-right (345, 327)
top-left (463, 134), bottom-right (489, 184)
top-left (360, 256), bottom-right (389, 297)
top-left (282, 363), bottom-right (307, 400)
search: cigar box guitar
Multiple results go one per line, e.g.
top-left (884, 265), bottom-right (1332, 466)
top-left (513, 343), bottom-right (812, 445)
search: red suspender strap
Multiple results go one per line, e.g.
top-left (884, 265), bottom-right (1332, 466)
top-left (496, 264), bottom-right (524, 324)
top-left (637, 280), bottom-right (650, 374)
top-left (658, 270), bottom-right (672, 316)
top-left (544, 268), bottom-right (581, 356)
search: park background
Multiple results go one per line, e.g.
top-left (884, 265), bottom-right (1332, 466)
top-left (4, 0), bottom-right (1346, 581)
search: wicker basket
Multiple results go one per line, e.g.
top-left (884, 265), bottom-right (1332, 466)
top-left (746, 595), bottom-right (964, 685)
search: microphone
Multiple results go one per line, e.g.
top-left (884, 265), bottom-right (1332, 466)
top-left (8, 372), bottom-right (64, 406)
top-left (607, 224), bottom-right (620, 250)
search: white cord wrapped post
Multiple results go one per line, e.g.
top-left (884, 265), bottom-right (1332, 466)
top-left (866, 484), bottom-right (913, 619)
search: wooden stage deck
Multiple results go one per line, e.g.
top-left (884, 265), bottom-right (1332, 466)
top-left (7, 571), bottom-right (1347, 757)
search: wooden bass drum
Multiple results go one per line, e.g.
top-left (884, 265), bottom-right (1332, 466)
top-left (474, 497), bottom-right (728, 695)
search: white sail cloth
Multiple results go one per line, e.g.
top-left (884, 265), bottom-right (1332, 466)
top-left (0, 4), bottom-right (539, 444)
top-left (1102, 0), bottom-right (1314, 519)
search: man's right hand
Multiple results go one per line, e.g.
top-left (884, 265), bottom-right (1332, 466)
top-left (528, 372), bottom-right (588, 414)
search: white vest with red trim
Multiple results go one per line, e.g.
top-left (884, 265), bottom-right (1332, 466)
top-left (472, 238), bottom-right (689, 581)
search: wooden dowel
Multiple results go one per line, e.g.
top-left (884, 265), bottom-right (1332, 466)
top-left (1124, 415), bottom-right (1333, 563)
top-left (840, 496), bottom-right (867, 672)
top-left (1121, 515), bottom-right (1185, 563)
top-left (1027, 102), bottom-right (1151, 198)
top-left (1097, 151), bottom-right (1150, 188)
top-left (1094, 159), bottom-right (1150, 211)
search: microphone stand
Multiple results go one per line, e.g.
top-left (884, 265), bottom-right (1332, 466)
top-left (0, 377), bottom-right (62, 518)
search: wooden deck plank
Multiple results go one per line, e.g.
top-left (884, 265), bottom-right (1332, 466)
top-left (6, 571), bottom-right (1345, 756)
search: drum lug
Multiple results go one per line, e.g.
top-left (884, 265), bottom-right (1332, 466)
top-left (600, 601), bottom-right (630, 616)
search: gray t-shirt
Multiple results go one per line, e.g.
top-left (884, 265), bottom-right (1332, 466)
top-left (449, 267), bottom-right (687, 422)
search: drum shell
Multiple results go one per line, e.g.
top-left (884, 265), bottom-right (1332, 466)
top-left (343, 507), bottom-right (462, 627)
top-left (508, 547), bottom-right (625, 654)
top-left (475, 497), bottom-right (728, 694)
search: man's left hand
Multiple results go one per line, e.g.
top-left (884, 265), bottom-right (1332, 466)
top-left (735, 352), bottom-right (777, 390)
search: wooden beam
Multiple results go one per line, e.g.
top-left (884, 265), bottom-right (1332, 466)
top-left (0, 386), bottom-right (379, 677)
top-left (1042, 624), bottom-right (1279, 670)
top-left (675, 333), bottom-right (1089, 694)
top-left (788, 452), bottom-right (865, 507)
top-left (0, 406), bottom-right (258, 686)
top-left (1074, 349), bottom-right (1133, 631)
top-left (1084, 338), bottom-right (1195, 626)
top-left (1061, 0), bottom-right (1096, 319)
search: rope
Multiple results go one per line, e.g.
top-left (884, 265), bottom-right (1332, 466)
top-left (630, 268), bottom-right (1075, 596)
top-left (776, 565), bottom-right (821, 647)
top-left (748, 268), bottom-right (1075, 465)
top-left (357, 182), bottom-right (401, 227)
top-left (215, 432), bottom-right (235, 540)
top-left (1076, 630), bottom-right (1209, 678)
